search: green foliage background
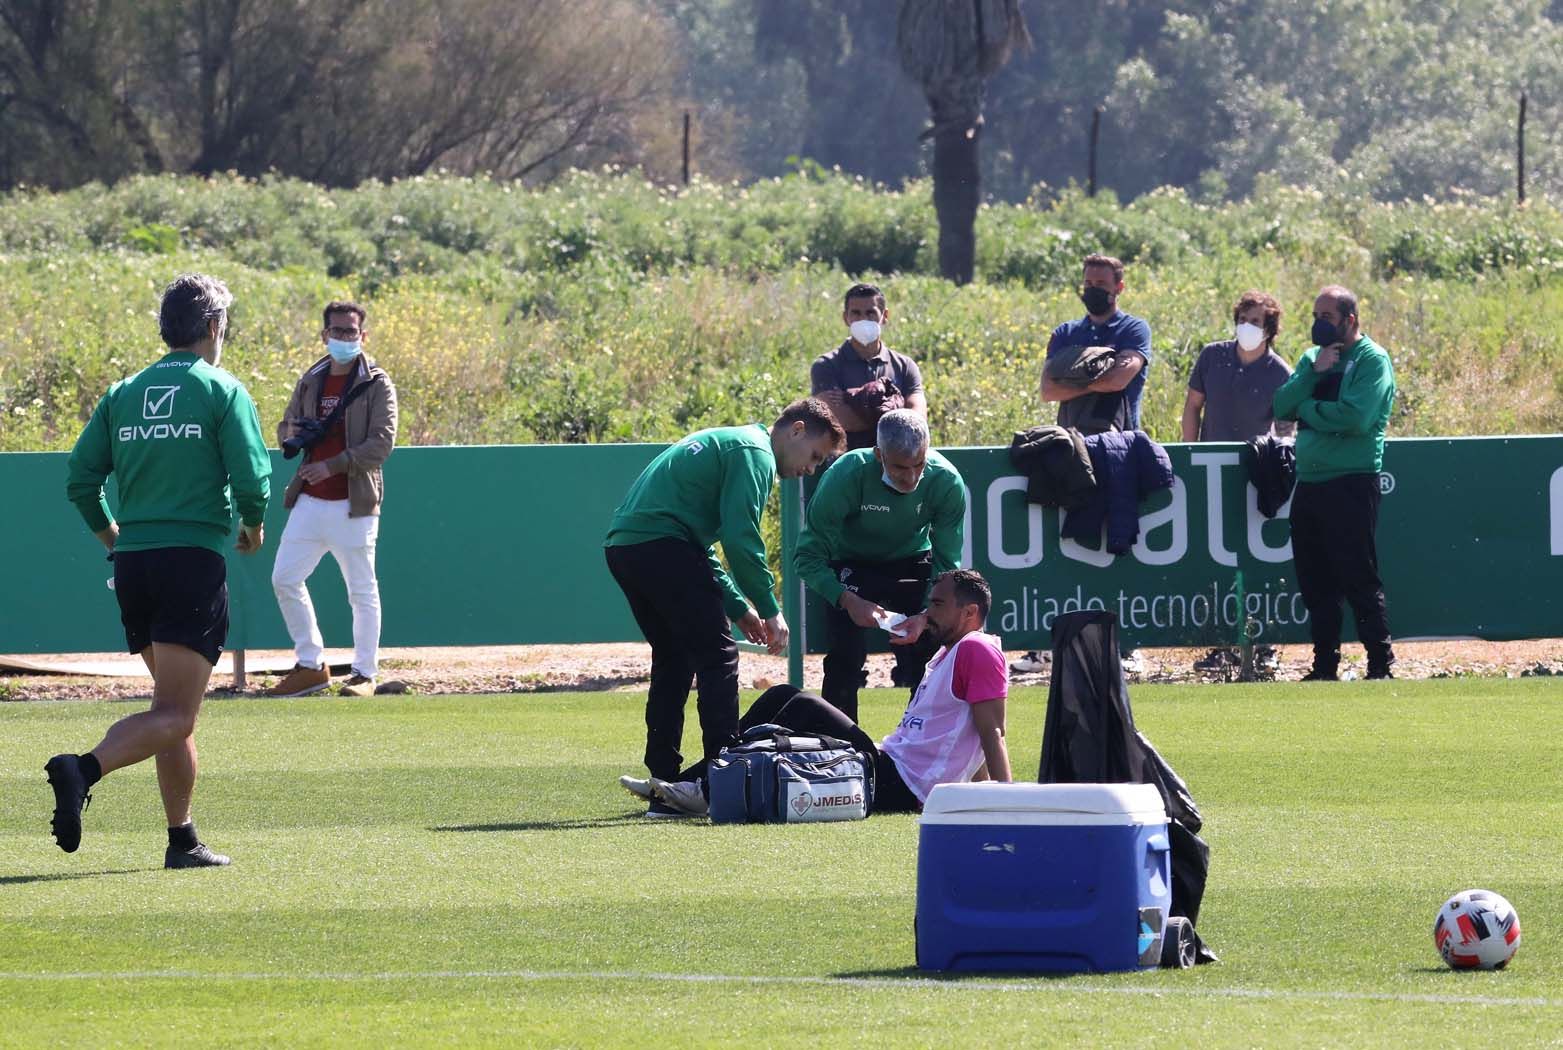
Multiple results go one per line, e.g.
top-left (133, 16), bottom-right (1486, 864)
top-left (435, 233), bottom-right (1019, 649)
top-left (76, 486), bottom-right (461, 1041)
top-left (3, 171), bottom-right (1562, 456)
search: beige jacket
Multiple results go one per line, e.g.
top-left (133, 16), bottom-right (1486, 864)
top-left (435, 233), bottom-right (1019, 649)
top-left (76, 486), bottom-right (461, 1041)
top-left (278, 354), bottom-right (398, 517)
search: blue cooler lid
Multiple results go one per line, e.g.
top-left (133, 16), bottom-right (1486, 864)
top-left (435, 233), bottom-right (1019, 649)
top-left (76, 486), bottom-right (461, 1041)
top-left (920, 782), bottom-right (1167, 826)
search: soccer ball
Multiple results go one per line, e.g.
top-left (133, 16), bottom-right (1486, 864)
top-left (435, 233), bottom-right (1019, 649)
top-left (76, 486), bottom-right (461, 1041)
top-left (1433, 889), bottom-right (1521, 970)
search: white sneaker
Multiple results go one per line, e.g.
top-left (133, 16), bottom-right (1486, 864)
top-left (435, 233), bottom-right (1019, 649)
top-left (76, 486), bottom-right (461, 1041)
top-left (1009, 650), bottom-right (1049, 674)
top-left (1121, 649), bottom-right (1146, 676)
top-left (618, 774), bottom-right (654, 801)
top-left (650, 778), bottom-right (709, 816)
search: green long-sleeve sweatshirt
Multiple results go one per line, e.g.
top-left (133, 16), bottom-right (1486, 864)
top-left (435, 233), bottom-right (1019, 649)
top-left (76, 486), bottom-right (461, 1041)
top-left (793, 447), bottom-right (966, 607)
top-left (65, 350), bottom-right (272, 554)
top-left (1272, 335), bottom-right (1396, 482)
top-left (605, 424), bottom-right (779, 620)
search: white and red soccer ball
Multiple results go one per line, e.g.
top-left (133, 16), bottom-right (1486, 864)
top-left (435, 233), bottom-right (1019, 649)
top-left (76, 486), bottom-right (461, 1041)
top-left (1433, 889), bottom-right (1521, 970)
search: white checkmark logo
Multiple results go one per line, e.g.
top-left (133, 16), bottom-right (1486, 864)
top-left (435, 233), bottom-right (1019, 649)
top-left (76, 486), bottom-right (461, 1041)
top-left (143, 386), bottom-right (179, 419)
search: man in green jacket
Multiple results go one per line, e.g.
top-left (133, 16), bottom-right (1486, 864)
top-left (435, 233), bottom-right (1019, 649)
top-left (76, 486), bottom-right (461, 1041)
top-left (793, 409), bottom-right (966, 721)
top-left (1273, 285), bottom-right (1397, 681)
top-left (606, 398), bottom-right (845, 817)
top-left (50, 273), bottom-right (272, 867)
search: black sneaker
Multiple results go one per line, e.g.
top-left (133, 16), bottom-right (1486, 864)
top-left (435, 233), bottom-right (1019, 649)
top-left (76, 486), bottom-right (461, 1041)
top-left (1300, 669), bottom-right (1338, 682)
top-left (44, 754), bottom-right (92, 854)
top-left (644, 800), bottom-right (693, 820)
top-left (165, 842), bottom-right (231, 869)
top-left (1365, 666), bottom-right (1395, 680)
top-left (1193, 648), bottom-right (1235, 672)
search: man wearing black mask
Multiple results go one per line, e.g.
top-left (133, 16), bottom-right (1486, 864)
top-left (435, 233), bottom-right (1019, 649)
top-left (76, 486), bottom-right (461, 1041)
top-left (1273, 285), bottom-right (1397, 681)
top-left (1040, 253), bottom-right (1153, 434)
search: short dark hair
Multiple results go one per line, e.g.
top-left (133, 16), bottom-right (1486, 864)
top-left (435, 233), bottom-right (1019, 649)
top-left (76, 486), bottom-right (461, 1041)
top-left (1234, 290), bottom-right (1283, 343)
top-left (322, 300), bottom-right (367, 330)
top-left (843, 283), bottom-right (886, 312)
top-left (159, 273), bottom-right (232, 349)
top-left (939, 568), bottom-right (992, 623)
top-left (1318, 284), bottom-right (1358, 321)
top-left (774, 396), bottom-right (848, 452)
top-left (1083, 253), bottom-right (1125, 282)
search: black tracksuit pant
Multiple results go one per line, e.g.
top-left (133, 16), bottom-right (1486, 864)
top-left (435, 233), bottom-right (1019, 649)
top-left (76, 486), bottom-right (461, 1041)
top-left (821, 552), bottom-right (937, 722)
top-left (1289, 473), bottom-right (1394, 672)
top-left (605, 538), bottom-right (740, 781)
top-left (680, 685), bottom-right (922, 814)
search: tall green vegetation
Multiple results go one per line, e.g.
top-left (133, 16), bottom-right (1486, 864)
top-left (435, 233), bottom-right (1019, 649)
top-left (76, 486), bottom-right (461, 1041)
top-left (3, 173), bottom-right (1561, 456)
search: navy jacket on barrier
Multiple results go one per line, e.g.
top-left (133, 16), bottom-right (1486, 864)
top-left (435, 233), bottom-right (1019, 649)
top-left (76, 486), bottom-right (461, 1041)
top-left (1062, 430), bottom-right (1174, 553)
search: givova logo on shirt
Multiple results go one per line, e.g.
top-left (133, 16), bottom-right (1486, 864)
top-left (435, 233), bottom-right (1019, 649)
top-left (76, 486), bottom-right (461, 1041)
top-left (119, 384), bottom-right (203, 441)
top-left (142, 386), bottom-right (180, 419)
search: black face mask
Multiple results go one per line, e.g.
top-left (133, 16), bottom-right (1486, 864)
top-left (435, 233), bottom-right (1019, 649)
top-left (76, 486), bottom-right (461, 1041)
top-left (1310, 318), bottom-right (1340, 347)
top-left (1080, 285), bottom-right (1113, 316)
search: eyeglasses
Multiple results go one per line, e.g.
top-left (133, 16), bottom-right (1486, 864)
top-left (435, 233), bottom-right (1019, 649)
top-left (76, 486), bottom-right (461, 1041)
top-left (325, 326), bottom-right (363, 339)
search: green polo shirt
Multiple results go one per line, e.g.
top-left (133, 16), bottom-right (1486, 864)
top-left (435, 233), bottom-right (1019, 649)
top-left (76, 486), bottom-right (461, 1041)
top-left (65, 350), bottom-right (271, 554)
top-left (605, 424), bottom-right (779, 619)
top-left (1273, 335), bottom-right (1396, 482)
top-left (794, 447), bottom-right (966, 606)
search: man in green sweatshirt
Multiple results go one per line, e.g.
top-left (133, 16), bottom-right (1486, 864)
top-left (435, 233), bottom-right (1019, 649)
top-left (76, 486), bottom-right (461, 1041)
top-left (50, 273), bottom-right (272, 868)
top-left (1273, 285), bottom-right (1397, 681)
top-left (793, 409), bottom-right (966, 721)
top-left (606, 397), bottom-right (846, 817)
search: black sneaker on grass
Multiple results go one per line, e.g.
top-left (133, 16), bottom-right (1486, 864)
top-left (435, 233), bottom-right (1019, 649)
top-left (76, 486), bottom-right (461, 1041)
top-left (1300, 668), bottom-right (1338, 682)
top-left (644, 800), bottom-right (693, 820)
top-left (165, 842), bottom-right (231, 869)
top-left (44, 754), bottom-right (92, 854)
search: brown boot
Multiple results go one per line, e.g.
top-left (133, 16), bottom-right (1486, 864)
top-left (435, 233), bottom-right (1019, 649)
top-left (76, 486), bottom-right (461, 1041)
top-left (266, 663), bottom-right (331, 697)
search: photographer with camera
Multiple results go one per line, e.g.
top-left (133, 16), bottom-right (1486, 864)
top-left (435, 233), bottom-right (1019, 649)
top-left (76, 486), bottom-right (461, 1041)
top-left (268, 301), bottom-right (398, 698)
top-left (810, 283), bottom-right (927, 451)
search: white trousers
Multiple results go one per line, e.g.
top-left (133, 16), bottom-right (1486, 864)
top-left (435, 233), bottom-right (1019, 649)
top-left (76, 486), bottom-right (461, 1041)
top-left (271, 493), bottom-right (381, 677)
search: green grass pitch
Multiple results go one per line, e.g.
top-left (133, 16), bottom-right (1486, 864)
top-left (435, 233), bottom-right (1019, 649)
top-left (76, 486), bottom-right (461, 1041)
top-left (2, 678), bottom-right (1561, 1048)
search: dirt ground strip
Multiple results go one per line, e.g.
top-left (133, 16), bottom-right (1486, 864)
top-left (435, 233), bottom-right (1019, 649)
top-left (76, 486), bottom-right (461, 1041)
top-left (4, 639), bottom-right (1563, 702)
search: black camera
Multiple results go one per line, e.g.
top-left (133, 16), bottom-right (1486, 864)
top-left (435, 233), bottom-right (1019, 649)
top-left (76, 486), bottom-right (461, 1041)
top-left (281, 417), bottom-right (329, 459)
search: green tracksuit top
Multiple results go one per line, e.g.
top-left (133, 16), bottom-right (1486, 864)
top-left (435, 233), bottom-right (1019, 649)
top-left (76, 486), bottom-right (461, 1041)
top-left (1272, 335), bottom-right (1396, 482)
top-left (65, 350), bottom-right (272, 554)
top-left (793, 447), bottom-right (966, 607)
top-left (605, 424), bottom-right (779, 620)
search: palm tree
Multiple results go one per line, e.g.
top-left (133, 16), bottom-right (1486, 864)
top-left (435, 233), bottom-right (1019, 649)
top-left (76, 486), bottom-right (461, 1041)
top-left (896, 0), bottom-right (1030, 285)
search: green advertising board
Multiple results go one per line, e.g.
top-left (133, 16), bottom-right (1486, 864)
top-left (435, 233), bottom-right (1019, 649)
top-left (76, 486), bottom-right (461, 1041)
top-left (0, 444), bottom-right (659, 654)
top-left (2, 436), bottom-right (1560, 660)
top-left (798, 436), bottom-right (1563, 652)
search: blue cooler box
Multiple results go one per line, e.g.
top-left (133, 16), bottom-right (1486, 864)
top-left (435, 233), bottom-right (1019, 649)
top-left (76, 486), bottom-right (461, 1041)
top-left (916, 782), bottom-right (1172, 973)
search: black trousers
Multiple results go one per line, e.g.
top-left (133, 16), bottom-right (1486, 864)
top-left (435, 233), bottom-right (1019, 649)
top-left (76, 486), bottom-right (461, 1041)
top-left (821, 552), bottom-right (937, 722)
top-left (605, 538), bottom-right (740, 781)
top-left (1289, 473), bottom-right (1394, 670)
top-left (681, 685), bottom-right (922, 814)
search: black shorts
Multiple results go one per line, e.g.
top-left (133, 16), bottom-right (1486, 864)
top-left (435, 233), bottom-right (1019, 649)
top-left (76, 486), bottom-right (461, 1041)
top-left (113, 547), bottom-right (229, 666)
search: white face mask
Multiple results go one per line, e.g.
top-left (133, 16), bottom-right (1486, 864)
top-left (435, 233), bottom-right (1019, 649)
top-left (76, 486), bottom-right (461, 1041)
top-left (850, 319), bottom-right (882, 347)
top-left (1235, 322), bottom-right (1265, 352)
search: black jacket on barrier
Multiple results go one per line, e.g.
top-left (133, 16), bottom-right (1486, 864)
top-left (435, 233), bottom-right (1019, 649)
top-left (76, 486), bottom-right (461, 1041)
top-left (1038, 609), bottom-right (1218, 964)
top-left (1244, 433), bottom-right (1297, 519)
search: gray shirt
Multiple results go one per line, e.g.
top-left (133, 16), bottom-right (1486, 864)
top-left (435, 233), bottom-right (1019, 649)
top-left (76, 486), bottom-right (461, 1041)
top-left (1188, 340), bottom-right (1294, 441)
top-left (810, 341), bottom-right (924, 449)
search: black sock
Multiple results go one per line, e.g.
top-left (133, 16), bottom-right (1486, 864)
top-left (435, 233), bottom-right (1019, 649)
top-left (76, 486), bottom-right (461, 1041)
top-left (77, 753), bottom-right (102, 787)
top-left (168, 823), bottom-right (199, 852)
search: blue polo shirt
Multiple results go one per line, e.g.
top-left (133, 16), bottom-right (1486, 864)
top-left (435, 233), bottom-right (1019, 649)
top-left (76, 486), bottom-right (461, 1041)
top-left (1045, 310), bottom-right (1153, 432)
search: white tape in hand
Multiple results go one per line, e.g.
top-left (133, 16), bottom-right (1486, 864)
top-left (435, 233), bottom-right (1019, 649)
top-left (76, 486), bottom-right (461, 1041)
top-left (872, 609), bottom-right (910, 637)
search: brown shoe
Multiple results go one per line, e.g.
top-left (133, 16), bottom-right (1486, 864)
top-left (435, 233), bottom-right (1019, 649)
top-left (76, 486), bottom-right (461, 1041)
top-left (338, 673), bottom-right (376, 698)
top-left (266, 663), bottom-right (331, 697)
